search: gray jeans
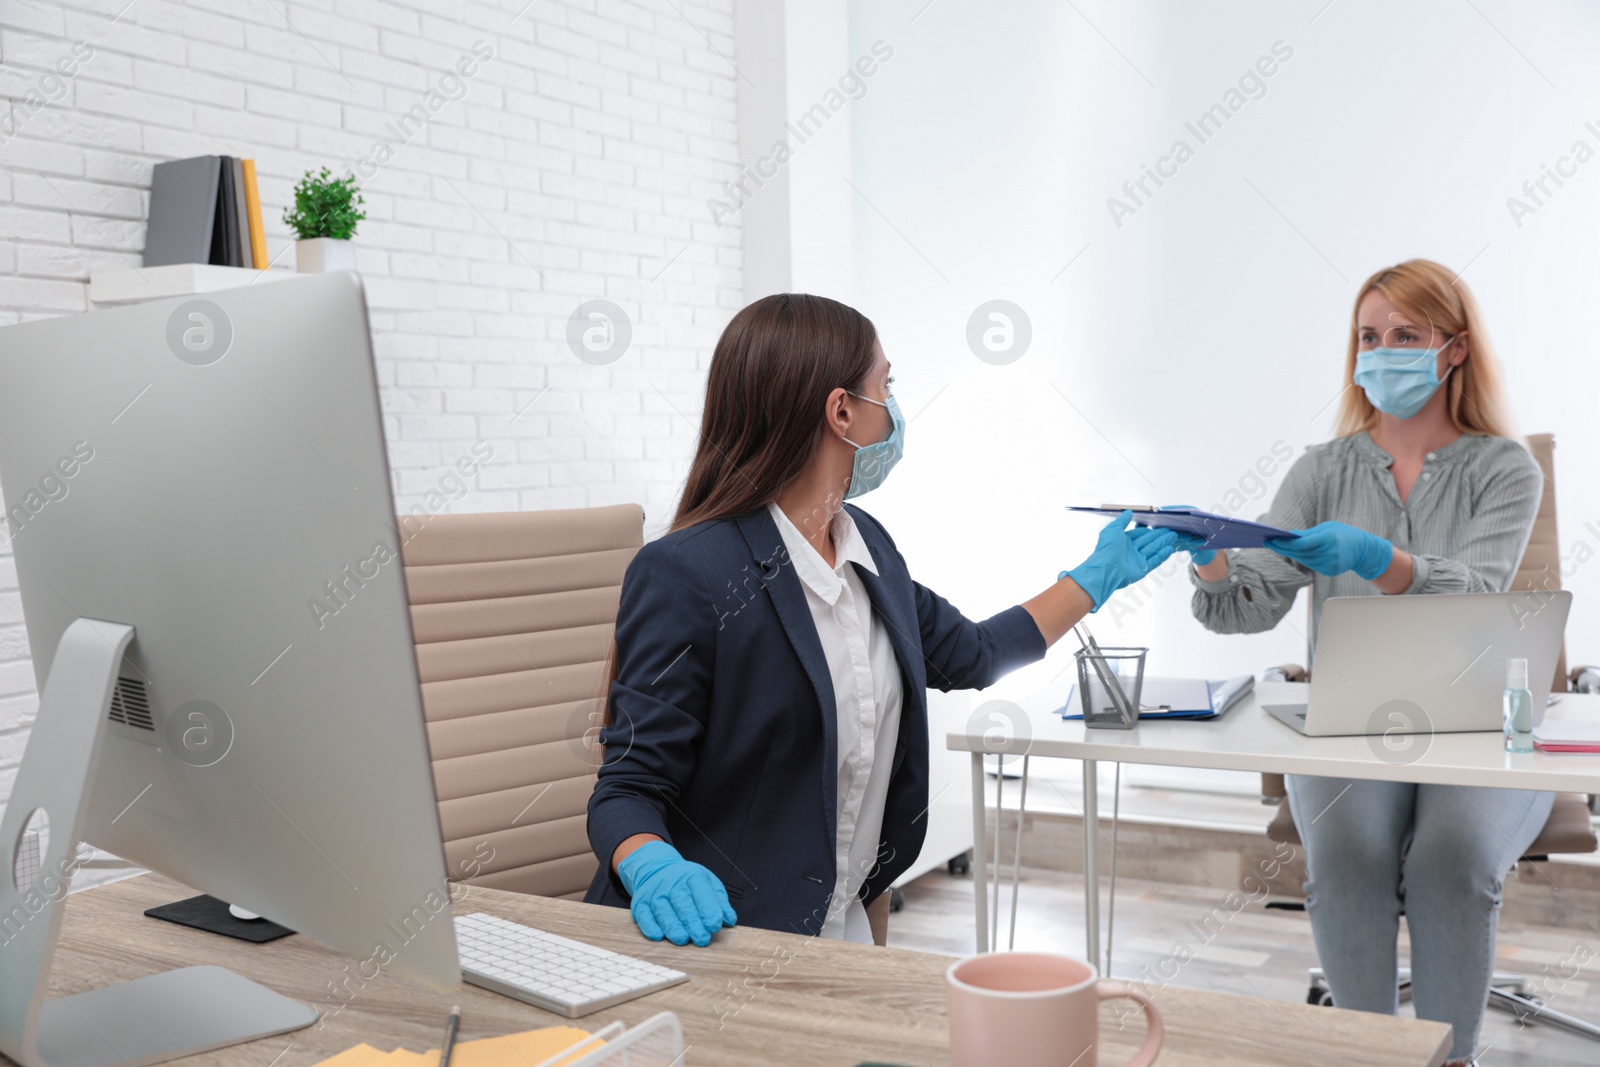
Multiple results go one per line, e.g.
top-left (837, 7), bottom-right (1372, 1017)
top-left (1284, 775), bottom-right (1554, 1062)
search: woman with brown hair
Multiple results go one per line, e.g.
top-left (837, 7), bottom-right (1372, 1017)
top-left (1177, 259), bottom-right (1546, 1066)
top-left (584, 292), bottom-right (1176, 947)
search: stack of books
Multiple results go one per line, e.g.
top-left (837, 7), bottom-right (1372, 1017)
top-left (143, 154), bottom-right (266, 270)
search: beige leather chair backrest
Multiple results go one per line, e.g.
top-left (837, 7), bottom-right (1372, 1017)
top-left (1510, 433), bottom-right (1566, 689)
top-left (400, 504), bottom-right (644, 899)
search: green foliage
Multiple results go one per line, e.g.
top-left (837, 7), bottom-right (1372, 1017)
top-left (282, 167), bottom-right (367, 240)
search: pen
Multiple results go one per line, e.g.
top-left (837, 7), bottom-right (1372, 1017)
top-left (1076, 620), bottom-right (1103, 658)
top-left (438, 1005), bottom-right (460, 1067)
top-left (1072, 623), bottom-right (1131, 720)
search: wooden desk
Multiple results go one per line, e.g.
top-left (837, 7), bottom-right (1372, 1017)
top-left (8, 872), bottom-right (1452, 1067)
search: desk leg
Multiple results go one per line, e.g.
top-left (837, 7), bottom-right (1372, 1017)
top-left (970, 752), bottom-right (989, 953)
top-left (1083, 758), bottom-right (1100, 972)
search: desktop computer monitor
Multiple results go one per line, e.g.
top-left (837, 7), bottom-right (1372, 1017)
top-left (0, 273), bottom-right (459, 1066)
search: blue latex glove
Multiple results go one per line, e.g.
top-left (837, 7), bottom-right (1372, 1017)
top-left (1264, 521), bottom-right (1393, 580)
top-left (1060, 510), bottom-right (1180, 611)
top-left (1162, 505), bottom-right (1218, 566)
top-left (617, 840), bottom-right (737, 947)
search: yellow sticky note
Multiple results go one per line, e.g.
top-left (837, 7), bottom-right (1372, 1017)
top-left (310, 1045), bottom-right (390, 1067)
top-left (314, 1024), bottom-right (596, 1067)
top-left (367, 1051), bottom-right (435, 1067)
top-left (445, 1026), bottom-right (599, 1067)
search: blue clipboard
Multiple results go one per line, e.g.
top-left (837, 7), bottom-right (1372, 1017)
top-left (1068, 506), bottom-right (1300, 550)
top-left (1058, 675), bottom-right (1255, 721)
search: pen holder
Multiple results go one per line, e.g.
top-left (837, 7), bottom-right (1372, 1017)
top-left (1075, 646), bottom-right (1146, 730)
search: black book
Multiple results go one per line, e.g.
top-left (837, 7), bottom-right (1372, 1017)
top-left (213, 154), bottom-right (240, 266)
top-left (143, 155), bottom-right (222, 267)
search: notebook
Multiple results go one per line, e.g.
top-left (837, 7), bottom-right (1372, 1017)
top-left (231, 156), bottom-right (252, 267)
top-left (143, 155), bottom-right (222, 266)
top-left (214, 154), bottom-right (240, 267)
top-left (242, 158), bottom-right (267, 269)
top-left (1532, 721), bottom-right (1600, 753)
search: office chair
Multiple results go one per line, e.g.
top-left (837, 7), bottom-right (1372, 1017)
top-left (400, 504), bottom-right (644, 899)
top-left (1259, 433), bottom-right (1600, 1041)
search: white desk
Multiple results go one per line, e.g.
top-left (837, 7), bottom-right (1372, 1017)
top-left (948, 681), bottom-right (1600, 957)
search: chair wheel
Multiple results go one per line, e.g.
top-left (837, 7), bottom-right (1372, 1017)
top-left (889, 887), bottom-right (905, 912)
top-left (1307, 986), bottom-right (1335, 1007)
top-left (948, 852), bottom-right (971, 876)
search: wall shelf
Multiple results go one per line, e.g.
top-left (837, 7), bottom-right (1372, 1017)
top-left (89, 264), bottom-right (294, 305)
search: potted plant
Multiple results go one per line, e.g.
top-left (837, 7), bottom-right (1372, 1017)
top-left (284, 167), bottom-right (366, 273)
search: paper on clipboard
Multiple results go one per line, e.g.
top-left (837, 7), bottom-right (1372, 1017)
top-left (1067, 506), bottom-right (1300, 550)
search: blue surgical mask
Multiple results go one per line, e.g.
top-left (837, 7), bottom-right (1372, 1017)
top-left (842, 391), bottom-right (905, 499)
top-left (1353, 336), bottom-right (1457, 420)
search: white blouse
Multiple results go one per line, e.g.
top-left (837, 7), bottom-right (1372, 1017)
top-left (766, 500), bottom-right (905, 943)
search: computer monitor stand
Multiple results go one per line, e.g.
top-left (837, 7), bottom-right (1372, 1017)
top-left (0, 619), bottom-right (317, 1067)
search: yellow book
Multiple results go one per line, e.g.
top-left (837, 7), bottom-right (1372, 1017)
top-left (241, 158), bottom-right (267, 270)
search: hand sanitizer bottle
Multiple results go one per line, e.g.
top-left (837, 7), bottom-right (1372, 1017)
top-left (1504, 657), bottom-right (1534, 754)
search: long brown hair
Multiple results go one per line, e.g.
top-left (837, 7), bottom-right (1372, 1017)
top-left (587, 294), bottom-right (879, 753)
top-left (1334, 258), bottom-right (1515, 439)
top-left (672, 293), bottom-right (879, 530)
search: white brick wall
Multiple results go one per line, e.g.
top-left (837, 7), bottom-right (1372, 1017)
top-left (0, 0), bottom-right (742, 810)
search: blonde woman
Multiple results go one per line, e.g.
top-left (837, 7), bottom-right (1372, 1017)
top-left (1175, 259), bottom-right (1546, 1066)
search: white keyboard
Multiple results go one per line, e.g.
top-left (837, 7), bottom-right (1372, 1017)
top-left (454, 912), bottom-right (690, 1018)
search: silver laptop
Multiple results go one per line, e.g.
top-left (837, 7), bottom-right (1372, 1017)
top-left (1263, 591), bottom-right (1571, 737)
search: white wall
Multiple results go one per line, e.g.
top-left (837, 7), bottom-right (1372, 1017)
top-left (7, 0), bottom-right (1600, 816)
top-left (730, 0), bottom-right (856, 300)
top-left (848, 0), bottom-right (1600, 727)
top-left (0, 0), bottom-right (743, 808)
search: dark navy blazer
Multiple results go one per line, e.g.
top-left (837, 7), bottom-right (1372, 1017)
top-left (583, 502), bottom-right (1047, 936)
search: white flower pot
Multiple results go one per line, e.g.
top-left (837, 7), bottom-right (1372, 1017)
top-left (295, 237), bottom-right (357, 273)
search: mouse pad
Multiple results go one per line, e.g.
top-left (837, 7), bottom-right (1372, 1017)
top-left (144, 893), bottom-right (297, 943)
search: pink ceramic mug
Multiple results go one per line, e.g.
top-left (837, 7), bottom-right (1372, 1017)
top-left (946, 952), bottom-right (1163, 1067)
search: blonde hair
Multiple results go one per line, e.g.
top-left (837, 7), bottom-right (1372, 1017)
top-left (1334, 258), bottom-right (1515, 439)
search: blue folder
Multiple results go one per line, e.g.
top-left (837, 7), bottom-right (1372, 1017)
top-left (1067, 506), bottom-right (1300, 550)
